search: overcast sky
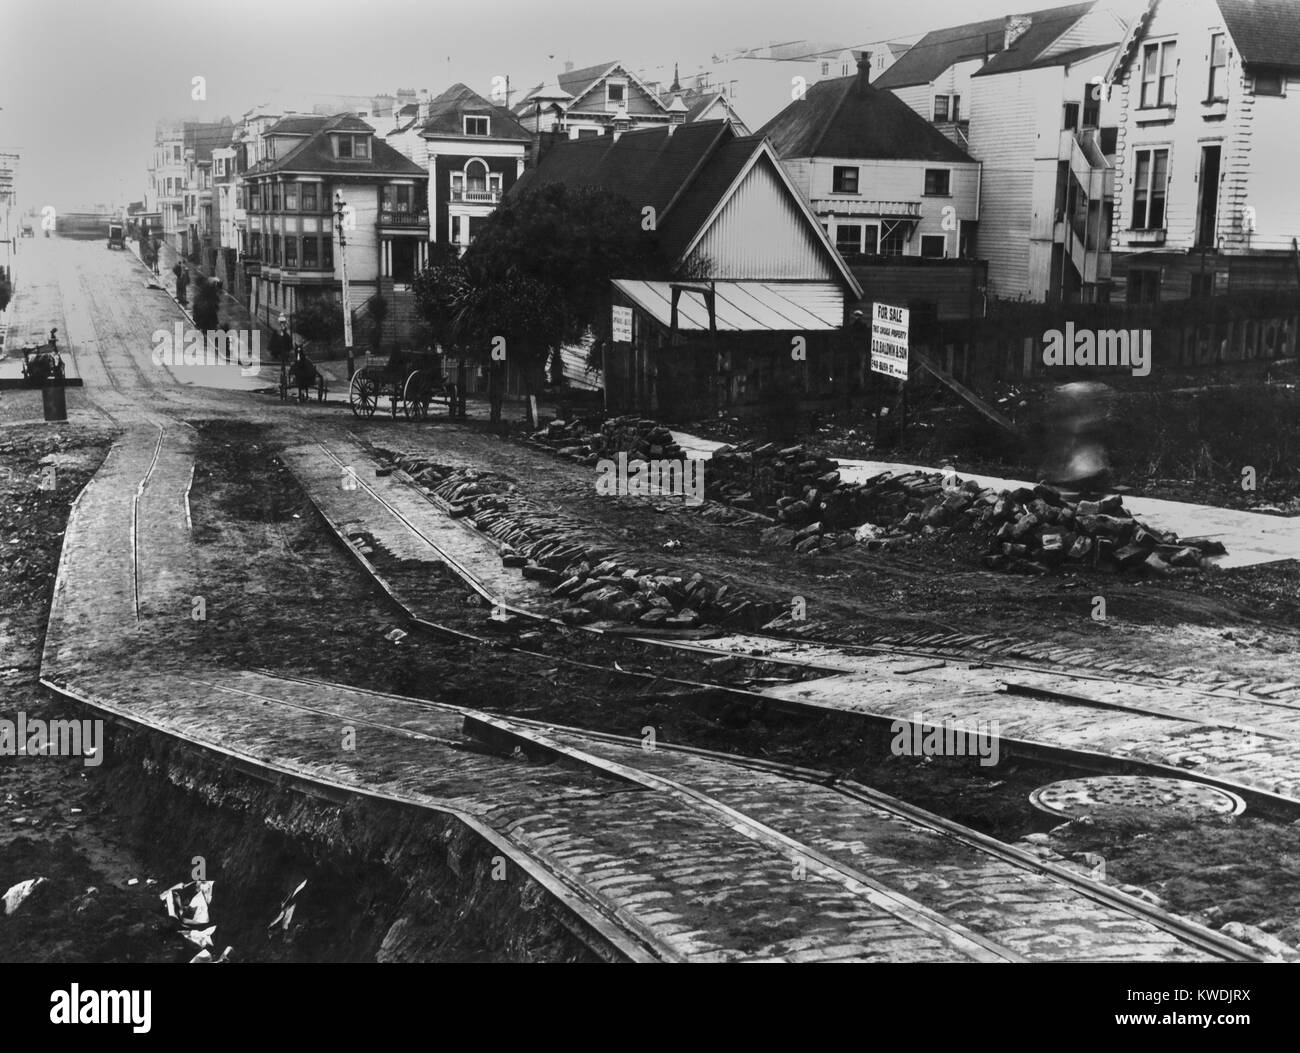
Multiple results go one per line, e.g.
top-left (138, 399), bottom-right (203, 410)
top-left (0, 0), bottom-right (1124, 210)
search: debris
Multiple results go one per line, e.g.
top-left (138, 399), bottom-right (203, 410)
top-left (269, 879), bottom-right (308, 934)
top-left (3, 877), bottom-right (47, 916)
top-left (384, 628), bottom-right (408, 643)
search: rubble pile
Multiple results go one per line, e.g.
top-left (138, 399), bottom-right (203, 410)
top-left (389, 454), bottom-right (783, 629)
top-left (705, 442), bottom-right (1225, 571)
top-left (530, 416), bottom-right (688, 466)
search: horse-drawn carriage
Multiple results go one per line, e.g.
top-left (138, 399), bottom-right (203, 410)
top-left (348, 348), bottom-right (458, 420)
top-left (279, 345), bottom-right (328, 403)
top-left (21, 329), bottom-right (66, 385)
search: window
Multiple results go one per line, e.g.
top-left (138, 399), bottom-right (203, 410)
top-left (576, 127), bottom-right (601, 138)
top-left (271, 235), bottom-right (280, 266)
top-left (250, 232), bottom-right (261, 258)
top-left (354, 136), bottom-right (369, 159)
top-left (933, 94), bottom-right (950, 121)
top-left (302, 237), bottom-right (318, 268)
top-left (173, 146), bottom-right (181, 162)
top-left (1208, 33), bottom-right (1227, 100)
top-left (1082, 88), bottom-right (1100, 127)
top-left (924, 169), bottom-right (951, 196)
top-left (1126, 269), bottom-right (1160, 304)
top-left (880, 226), bottom-right (906, 256)
top-left (861, 223), bottom-right (879, 255)
top-left (285, 185), bottom-right (298, 211)
top-left (322, 238), bottom-right (333, 269)
top-left (337, 136), bottom-right (351, 158)
top-left (466, 161), bottom-right (487, 193)
top-left (383, 184), bottom-right (412, 212)
top-left (249, 186), bottom-right (261, 211)
top-left (834, 224), bottom-right (862, 255)
top-left (1131, 147), bottom-right (1169, 229)
top-left (951, 95), bottom-right (961, 122)
top-left (302, 184), bottom-right (317, 212)
top-left (1253, 70), bottom-right (1284, 95)
top-left (451, 215), bottom-right (462, 244)
top-left (920, 234), bottom-right (946, 258)
top-left (272, 185), bottom-right (281, 211)
top-left (1063, 102), bottom-right (1080, 130)
top-left (606, 81), bottom-right (626, 106)
top-left (285, 237), bottom-right (297, 266)
top-left (464, 115), bottom-right (490, 136)
top-left (832, 166), bottom-right (859, 194)
top-left (1140, 40), bottom-right (1177, 107)
top-left (821, 62), bottom-right (831, 76)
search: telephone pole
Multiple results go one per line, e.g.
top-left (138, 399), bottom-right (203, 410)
top-left (335, 190), bottom-right (354, 378)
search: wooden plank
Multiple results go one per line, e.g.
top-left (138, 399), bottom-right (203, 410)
top-left (912, 347), bottom-right (1020, 437)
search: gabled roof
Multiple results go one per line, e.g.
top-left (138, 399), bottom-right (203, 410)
top-left (558, 61), bottom-right (619, 98)
top-left (264, 115), bottom-right (331, 136)
top-left (255, 114), bottom-right (426, 178)
top-left (875, 1), bottom-right (1097, 88)
top-left (515, 120), bottom-right (860, 294)
top-left (973, 2), bottom-right (1115, 76)
top-left (418, 83), bottom-right (532, 141)
top-left (1217, 0), bottom-right (1300, 73)
top-left (760, 75), bottom-right (975, 163)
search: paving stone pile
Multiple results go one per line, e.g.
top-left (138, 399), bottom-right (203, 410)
top-left (391, 454), bottom-right (785, 630)
top-left (706, 441), bottom-right (1226, 571)
top-left (530, 416), bottom-right (688, 466)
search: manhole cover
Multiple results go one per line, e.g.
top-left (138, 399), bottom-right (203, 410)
top-left (1029, 776), bottom-right (1246, 819)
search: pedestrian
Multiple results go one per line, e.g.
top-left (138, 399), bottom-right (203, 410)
top-left (174, 263), bottom-right (190, 307)
top-left (269, 314), bottom-right (292, 362)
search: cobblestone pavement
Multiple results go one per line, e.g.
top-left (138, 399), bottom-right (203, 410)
top-left (275, 435), bottom-right (1300, 810)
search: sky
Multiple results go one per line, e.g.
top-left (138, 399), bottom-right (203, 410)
top-left (0, 0), bottom-right (1125, 211)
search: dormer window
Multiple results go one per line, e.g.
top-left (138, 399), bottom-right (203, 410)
top-left (605, 79), bottom-right (627, 109)
top-left (335, 134), bottom-right (370, 159)
top-left (464, 115), bottom-right (490, 136)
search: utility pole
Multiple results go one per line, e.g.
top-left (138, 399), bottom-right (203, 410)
top-left (336, 190), bottom-right (354, 379)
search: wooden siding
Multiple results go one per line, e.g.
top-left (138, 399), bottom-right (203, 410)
top-left (968, 68), bottom-right (1056, 299)
top-left (1112, 0), bottom-right (1300, 260)
top-left (691, 156), bottom-right (840, 281)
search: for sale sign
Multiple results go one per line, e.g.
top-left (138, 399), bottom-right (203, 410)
top-left (612, 305), bottom-right (633, 343)
top-left (870, 302), bottom-right (909, 380)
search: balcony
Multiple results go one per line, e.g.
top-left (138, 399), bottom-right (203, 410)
top-left (378, 209), bottom-right (430, 227)
top-left (1125, 228), bottom-right (1167, 246)
top-left (449, 187), bottom-right (501, 204)
top-left (813, 198), bottom-right (921, 219)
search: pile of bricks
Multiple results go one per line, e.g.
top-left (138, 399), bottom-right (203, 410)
top-left (708, 442), bottom-right (845, 518)
top-left (530, 416), bottom-right (687, 466)
top-left (389, 454), bottom-right (783, 629)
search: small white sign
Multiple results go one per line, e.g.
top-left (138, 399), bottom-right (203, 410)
top-left (612, 305), bottom-right (633, 343)
top-left (870, 301), bottom-right (909, 380)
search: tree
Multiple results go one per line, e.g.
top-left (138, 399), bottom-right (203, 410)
top-left (412, 183), bottom-right (664, 426)
top-left (0, 277), bottom-right (11, 315)
top-left (294, 298), bottom-right (344, 347)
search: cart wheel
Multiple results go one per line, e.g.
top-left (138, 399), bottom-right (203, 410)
top-left (349, 372), bottom-right (377, 417)
top-left (403, 372), bottom-right (430, 420)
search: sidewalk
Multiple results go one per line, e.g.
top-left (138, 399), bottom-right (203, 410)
top-left (670, 428), bottom-right (1300, 570)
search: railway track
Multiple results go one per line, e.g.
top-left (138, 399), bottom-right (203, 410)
top-left (292, 438), bottom-right (1300, 814)
top-left (33, 421), bottom-right (1283, 962)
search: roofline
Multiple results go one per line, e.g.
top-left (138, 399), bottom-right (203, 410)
top-left (565, 62), bottom-right (671, 115)
top-left (658, 121), bottom-right (734, 226)
top-left (676, 137), bottom-right (863, 299)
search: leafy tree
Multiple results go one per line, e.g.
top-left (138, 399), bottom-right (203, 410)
top-left (0, 277), bottom-right (11, 314)
top-left (412, 183), bottom-right (664, 426)
top-left (294, 298), bottom-right (344, 346)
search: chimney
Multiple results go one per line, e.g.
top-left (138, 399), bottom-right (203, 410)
top-left (856, 50), bottom-right (873, 93)
top-left (1005, 15), bottom-right (1032, 49)
top-left (612, 104), bottom-right (630, 141)
top-left (417, 89), bottom-right (431, 122)
top-left (564, 60), bottom-right (575, 73)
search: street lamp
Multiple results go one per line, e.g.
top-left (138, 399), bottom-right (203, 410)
top-left (335, 191), bottom-right (354, 379)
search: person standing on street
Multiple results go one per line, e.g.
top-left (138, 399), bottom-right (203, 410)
top-left (174, 263), bottom-right (190, 307)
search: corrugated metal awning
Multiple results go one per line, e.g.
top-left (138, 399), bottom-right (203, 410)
top-left (612, 280), bottom-right (843, 332)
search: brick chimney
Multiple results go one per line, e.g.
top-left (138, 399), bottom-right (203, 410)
top-left (856, 50), bottom-right (873, 94)
top-left (1005, 15), bottom-right (1032, 49)
top-left (417, 89), bottom-right (431, 122)
top-left (564, 60), bottom-right (575, 73)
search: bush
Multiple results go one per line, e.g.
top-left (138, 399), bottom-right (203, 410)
top-left (294, 298), bottom-right (344, 344)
